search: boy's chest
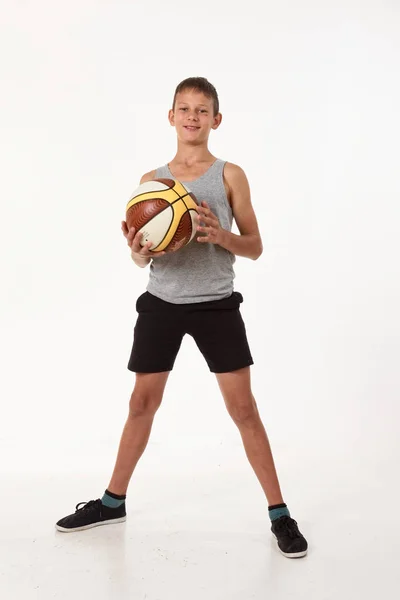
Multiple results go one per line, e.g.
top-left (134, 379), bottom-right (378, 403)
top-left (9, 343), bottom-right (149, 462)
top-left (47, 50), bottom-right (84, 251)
top-left (170, 167), bottom-right (231, 207)
top-left (170, 164), bottom-right (210, 181)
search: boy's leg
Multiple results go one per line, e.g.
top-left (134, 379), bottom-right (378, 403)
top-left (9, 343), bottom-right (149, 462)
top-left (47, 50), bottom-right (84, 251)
top-left (109, 291), bottom-right (185, 494)
top-left (184, 292), bottom-right (307, 557)
top-left (186, 293), bottom-right (284, 504)
top-left (56, 292), bottom-right (184, 532)
top-left (55, 371), bottom-right (170, 532)
top-left (216, 367), bottom-right (308, 558)
top-left (216, 367), bottom-right (284, 506)
top-left (107, 371), bottom-right (170, 495)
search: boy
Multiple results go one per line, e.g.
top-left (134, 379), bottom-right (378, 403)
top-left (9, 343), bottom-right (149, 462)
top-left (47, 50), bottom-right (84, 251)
top-left (56, 77), bottom-right (308, 559)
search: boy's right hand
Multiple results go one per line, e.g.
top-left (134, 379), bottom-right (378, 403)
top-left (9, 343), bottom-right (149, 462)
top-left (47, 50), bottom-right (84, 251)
top-left (121, 221), bottom-right (166, 259)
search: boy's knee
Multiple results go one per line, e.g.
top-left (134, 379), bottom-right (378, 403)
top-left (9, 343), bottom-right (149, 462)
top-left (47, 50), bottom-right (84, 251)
top-left (128, 371), bottom-right (169, 417)
top-left (128, 390), bottom-right (162, 418)
top-left (227, 397), bottom-right (259, 425)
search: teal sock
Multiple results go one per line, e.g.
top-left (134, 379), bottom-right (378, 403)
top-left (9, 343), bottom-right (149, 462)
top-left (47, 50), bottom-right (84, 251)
top-left (268, 502), bottom-right (290, 521)
top-left (101, 489), bottom-right (126, 509)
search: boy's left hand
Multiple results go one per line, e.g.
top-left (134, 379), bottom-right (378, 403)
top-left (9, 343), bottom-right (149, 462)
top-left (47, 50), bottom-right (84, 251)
top-left (196, 201), bottom-right (225, 245)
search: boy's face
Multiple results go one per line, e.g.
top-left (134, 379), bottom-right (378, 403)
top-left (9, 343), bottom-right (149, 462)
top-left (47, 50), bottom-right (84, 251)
top-left (168, 89), bottom-right (222, 144)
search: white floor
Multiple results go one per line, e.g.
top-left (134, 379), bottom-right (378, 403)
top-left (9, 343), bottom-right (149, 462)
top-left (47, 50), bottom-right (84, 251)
top-left (1, 437), bottom-right (398, 600)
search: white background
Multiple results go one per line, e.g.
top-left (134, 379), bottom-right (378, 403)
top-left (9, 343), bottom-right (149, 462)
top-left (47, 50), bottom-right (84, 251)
top-left (1, 1), bottom-right (399, 598)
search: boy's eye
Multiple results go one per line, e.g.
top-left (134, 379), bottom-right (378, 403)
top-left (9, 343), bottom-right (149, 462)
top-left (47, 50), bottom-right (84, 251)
top-left (179, 107), bottom-right (207, 113)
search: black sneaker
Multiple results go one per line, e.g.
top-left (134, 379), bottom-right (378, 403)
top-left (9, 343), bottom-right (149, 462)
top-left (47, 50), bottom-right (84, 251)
top-left (271, 515), bottom-right (308, 558)
top-left (55, 499), bottom-right (126, 532)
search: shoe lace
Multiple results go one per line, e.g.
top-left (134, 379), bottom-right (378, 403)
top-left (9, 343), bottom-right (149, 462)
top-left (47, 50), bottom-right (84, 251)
top-left (275, 516), bottom-right (301, 539)
top-left (75, 499), bottom-right (101, 512)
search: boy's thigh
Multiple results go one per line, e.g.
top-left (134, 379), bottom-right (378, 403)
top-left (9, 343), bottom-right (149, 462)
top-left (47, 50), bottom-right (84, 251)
top-left (128, 292), bottom-right (185, 373)
top-left (186, 292), bottom-right (254, 373)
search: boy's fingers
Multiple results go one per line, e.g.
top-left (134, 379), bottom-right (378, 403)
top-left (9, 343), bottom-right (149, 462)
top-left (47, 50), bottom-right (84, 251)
top-left (121, 222), bottom-right (130, 238)
top-left (126, 227), bottom-right (136, 242)
top-left (130, 232), bottom-right (142, 251)
top-left (139, 241), bottom-right (167, 258)
top-left (141, 241), bottom-right (156, 256)
top-left (128, 231), bottom-right (166, 258)
top-left (141, 241), bottom-right (153, 253)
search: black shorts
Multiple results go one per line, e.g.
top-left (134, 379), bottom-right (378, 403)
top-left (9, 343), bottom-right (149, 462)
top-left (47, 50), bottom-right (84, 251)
top-left (128, 291), bottom-right (254, 374)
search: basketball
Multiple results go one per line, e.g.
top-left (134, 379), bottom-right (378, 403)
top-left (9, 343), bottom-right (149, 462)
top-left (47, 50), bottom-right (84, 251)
top-left (126, 178), bottom-right (199, 254)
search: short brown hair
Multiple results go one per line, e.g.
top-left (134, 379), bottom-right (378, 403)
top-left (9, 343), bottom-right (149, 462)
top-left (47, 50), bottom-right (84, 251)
top-left (172, 77), bottom-right (219, 116)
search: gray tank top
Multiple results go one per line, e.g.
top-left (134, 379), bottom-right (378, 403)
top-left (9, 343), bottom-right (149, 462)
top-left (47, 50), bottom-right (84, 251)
top-left (146, 158), bottom-right (236, 304)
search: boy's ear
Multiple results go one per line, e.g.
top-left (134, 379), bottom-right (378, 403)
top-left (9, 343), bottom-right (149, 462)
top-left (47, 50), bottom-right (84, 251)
top-left (212, 112), bottom-right (222, 130)
top-left (168, 108), bottom-right (175, 126)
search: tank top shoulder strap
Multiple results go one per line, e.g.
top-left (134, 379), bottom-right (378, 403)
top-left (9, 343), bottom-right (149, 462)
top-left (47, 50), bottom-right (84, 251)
top-left (213, 158), bottom-right (226, 172)
top-left (203, 158), bottom-right (226, 188)
top-left (155, 165), bottom-right (170, 178)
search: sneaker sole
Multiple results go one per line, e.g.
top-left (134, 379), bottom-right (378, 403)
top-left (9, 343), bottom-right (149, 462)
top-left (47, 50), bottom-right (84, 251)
top-left (272, 533), bottom-right (308, 558)
top-left (55, 516), bottom-right (127, 533)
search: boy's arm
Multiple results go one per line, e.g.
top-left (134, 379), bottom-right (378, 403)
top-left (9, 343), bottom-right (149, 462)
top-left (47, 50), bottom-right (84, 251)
top-left (197, 163), bottom-right (263, 260)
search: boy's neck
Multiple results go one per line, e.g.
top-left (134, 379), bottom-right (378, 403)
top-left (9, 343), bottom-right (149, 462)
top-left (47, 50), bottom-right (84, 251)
top-left (171, 144), bottom-right (215, 167)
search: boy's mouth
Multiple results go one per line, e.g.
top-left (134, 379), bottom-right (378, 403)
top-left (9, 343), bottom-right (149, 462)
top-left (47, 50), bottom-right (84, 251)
top-left (184, 126), bottom-right (200, 131)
